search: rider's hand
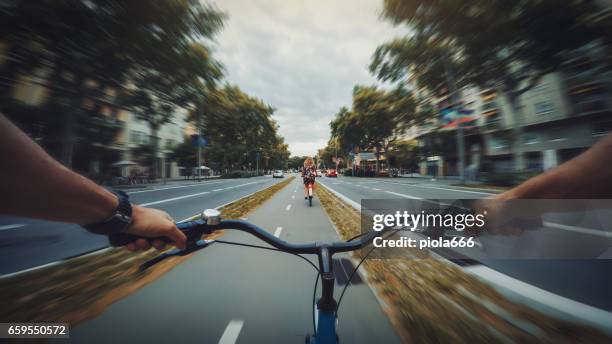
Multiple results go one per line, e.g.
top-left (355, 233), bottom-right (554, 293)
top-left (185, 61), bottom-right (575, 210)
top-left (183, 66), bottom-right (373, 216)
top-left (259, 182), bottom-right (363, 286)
top-left (123, 205), bottom-right (187, 252)
top-left (469, 194), bottom-right (542, 236)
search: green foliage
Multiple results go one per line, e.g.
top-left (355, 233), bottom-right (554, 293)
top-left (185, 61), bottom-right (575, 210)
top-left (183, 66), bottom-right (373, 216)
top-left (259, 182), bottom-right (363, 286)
top-left (386, 140), bottom-right (419, 170)
top-left (375, 0), bottom-right (609, 98)
top-left (288, 156), bottom-right (308, 170)
top-left (187, 84), bottom-right (288, 172)
top-left (329, 84), bottom-right (419, 173)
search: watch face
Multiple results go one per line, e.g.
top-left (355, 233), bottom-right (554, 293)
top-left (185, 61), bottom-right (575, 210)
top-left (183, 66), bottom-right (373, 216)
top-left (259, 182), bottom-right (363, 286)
top-left (114, 213), bottom-right (132, 225)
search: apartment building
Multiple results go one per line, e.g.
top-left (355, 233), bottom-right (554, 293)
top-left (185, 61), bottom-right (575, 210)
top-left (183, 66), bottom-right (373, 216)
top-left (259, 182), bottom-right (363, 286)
top-left (4, 65), bottom-right (187, 179)
top-left (481, 43), bottom-right (612, 173)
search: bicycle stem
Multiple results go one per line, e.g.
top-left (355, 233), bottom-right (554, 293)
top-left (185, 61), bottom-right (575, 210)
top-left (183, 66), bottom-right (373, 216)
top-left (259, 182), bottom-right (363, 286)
top-left (317, 245), bottom-right (337, 313)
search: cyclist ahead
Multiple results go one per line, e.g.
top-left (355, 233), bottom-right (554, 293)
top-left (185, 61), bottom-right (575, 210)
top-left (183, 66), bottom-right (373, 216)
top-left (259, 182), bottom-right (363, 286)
top-left (301, 157), bottom-right (317, 200)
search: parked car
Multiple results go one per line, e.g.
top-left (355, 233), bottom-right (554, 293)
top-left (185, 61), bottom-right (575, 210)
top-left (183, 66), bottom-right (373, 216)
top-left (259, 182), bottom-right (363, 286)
top-left (325, 169), bottom-right (338, 177)
top-left (273, 170), bottom-right (284, 178)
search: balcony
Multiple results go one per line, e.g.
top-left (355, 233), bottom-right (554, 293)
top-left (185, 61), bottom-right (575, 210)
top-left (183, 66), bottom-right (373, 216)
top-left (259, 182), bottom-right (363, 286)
top-left (571, 97), bottom-right (612, 116)
top-left (483, 117), bottom-right (503, 132)
top-left (481, 100), bottom-right (498, 112)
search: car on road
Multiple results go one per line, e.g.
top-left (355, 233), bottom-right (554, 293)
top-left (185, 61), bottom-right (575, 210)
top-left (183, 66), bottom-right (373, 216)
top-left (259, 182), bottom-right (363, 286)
top-left (272, 170), bottom-right (284, 178)
top-left (325, 169), bottom-right (338, 177)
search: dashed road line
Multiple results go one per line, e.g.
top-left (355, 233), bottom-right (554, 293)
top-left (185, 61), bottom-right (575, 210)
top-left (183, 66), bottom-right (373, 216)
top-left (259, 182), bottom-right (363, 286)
top-left (286, 204), bottom-right (292, 211)
top-left (218, 319), bottom-right (244, 344)
top-left (274, 226), bottom-right (283, 237)
top-left (0, 224), bottom-right (25, 231)
top-left (385, 190), bottom-right (423, 199)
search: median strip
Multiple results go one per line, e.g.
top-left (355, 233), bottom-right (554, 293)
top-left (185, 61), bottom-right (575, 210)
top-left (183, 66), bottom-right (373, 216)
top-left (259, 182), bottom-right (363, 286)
top-left (315, 183), bottom-right (611, 343)
top-left (0, 176), bottom-right (295, 327)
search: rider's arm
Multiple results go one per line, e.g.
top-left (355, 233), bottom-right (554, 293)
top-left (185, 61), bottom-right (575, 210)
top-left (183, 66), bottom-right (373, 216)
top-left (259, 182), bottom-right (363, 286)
top-left (499, 133), bottom-right (612, 200)
top-left (0, 114), bottom-right (186, 251)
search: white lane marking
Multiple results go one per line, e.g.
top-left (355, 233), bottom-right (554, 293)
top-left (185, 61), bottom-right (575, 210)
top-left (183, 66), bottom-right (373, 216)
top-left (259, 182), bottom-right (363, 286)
top-left (291, 195), bottom-right (295, 199)
top-left (372, 188), bottom-right (381, 191)
top-left (544, 221), bottom-right (612, 238)
top-left (218, 319), bottom-right (244, 344)
top-left (140, 192), bottom-right (210, 206)
top-left (464, 265), bottom-right (612, 332)
top-left (286, 204), bottom-right (292, 211)
top-left (127, 181), bottom-right (223, 194)
top-left (378, 180), bottom-right (496, 195)
top-left (415, 184), bottom-right (494, 195)
top-left (0, 224), bottom-right (25, 231)
top-left (212, 189), bottom-right (223, 192)
top-left (274, 226), bottom-right (283, 237)
top-left (140, 181), bottom-right (260, 207)
top-left (385, 190), bottom-right (423, 199)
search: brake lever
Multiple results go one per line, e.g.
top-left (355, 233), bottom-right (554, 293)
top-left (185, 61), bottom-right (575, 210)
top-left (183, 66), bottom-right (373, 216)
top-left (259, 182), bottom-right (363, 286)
top-left (139, 239), bottom-right (216, 272)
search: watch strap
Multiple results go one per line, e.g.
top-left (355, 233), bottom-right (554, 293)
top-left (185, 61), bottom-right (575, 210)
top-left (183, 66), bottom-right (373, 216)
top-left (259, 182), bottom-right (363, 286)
top-left (83, 189), bottom-right (133, 235)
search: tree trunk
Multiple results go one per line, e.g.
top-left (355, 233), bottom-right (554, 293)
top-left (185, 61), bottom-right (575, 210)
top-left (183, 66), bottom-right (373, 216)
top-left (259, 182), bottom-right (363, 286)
top-left (375, 146), bottom-right (380, 175)
top-left (150, 126), bottom-right (160, 179)
top-left (60, 74), bottom-right (84, 168)
top-left (506, 94), bottom-right (525, 172)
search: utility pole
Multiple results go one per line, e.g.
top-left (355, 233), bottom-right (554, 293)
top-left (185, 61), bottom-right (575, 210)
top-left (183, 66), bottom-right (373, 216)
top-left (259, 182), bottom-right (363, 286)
top-left (442, 52), bottom-right (465, 185)
top-left (335, 137), bottom-right (338, 172)
top-left (256, 149), bottom-right (260, 176)
top-left (197, 104), bottom-right (203, 182)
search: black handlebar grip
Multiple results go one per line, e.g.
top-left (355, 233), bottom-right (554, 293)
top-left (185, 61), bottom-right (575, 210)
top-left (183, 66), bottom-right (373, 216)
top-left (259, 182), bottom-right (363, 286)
top-left (107, 221), bottom-right (206, 247)
top-left (108, 232), bottom-right (173, 247)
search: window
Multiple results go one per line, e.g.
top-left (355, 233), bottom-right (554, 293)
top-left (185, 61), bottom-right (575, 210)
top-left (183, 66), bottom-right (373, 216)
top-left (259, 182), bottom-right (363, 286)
top-left (534, 101), bottom-right (554, 115)
top-left (522, 133), bottom-right (539, 145)
top-left (129, 130), bottom-right (148, 144)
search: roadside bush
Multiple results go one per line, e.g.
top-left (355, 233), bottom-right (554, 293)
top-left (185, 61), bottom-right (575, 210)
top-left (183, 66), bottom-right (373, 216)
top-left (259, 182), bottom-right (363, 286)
top-left (342, 169), bottom-right (376, 177)
top-left (484, 171), bottom-right (540, 186)
top-left (221, 170), bottom-right (264, 178)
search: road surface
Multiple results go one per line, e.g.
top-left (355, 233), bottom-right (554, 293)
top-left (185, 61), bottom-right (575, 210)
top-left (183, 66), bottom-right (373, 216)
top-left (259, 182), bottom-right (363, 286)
top-left (67, 176), bottom-right (401, 344)
top-left (0, 176), bottom-right (284, 274)
top-left (317, 176), bottom-right (612, 312)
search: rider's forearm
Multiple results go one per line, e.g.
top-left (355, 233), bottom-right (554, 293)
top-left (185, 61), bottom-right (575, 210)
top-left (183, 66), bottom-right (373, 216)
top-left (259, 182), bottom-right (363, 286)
top-left (0, 114), bottom-right (118, 225)
top-left (502, 133), bottom-right (612, 199)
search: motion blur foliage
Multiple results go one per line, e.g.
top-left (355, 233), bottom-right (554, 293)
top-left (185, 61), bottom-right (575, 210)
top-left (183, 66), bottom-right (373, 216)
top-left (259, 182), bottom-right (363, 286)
top-left (0, 0), bottom-right (225, 177)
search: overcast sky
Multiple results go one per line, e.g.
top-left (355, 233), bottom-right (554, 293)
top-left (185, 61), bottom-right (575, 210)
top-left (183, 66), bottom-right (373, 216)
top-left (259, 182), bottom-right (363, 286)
top-left (212, 0), bottom-right (408, 156)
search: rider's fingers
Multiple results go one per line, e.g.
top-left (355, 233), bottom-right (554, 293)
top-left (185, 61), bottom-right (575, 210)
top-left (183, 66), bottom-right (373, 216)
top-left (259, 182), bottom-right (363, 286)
top-left (164, 225), bottom-right (187, 250)
top-left (152, 239), bottom-right (166, 250)
top-left (136, 238), bottom-right (151, 250)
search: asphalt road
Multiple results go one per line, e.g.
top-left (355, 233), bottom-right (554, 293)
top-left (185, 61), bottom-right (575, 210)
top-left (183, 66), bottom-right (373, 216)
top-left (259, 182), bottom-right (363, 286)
top-left (317, 176), bottom-right (612, 313)
top-left (0, 176), bottom-right (285, 275)
top-left (67, 176), bottom-right (400, 344)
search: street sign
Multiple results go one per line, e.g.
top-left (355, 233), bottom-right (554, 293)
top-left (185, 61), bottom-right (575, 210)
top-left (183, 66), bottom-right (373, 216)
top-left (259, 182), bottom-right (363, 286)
top-left (190, 135), bottom-right (208, 147)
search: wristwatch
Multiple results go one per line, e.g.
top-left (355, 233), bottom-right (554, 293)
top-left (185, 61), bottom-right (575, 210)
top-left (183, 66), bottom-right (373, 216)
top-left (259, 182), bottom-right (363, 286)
top-left (83, 189), bottom-right (133, 235)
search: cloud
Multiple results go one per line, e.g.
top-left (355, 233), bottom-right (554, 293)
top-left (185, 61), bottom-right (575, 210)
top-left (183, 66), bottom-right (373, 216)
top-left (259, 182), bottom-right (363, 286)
top-left (211, 0), bottom-right (408, 156)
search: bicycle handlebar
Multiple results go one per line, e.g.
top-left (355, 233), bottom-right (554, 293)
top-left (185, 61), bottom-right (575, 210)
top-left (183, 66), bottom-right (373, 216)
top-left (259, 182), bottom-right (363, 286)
top-left (109, 218), bottom-right (380, 255)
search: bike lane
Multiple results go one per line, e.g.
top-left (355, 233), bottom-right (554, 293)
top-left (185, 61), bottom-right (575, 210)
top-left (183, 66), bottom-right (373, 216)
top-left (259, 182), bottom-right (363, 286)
top-left (67, 176), bottom-right (400, 344)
